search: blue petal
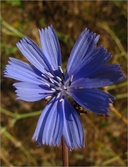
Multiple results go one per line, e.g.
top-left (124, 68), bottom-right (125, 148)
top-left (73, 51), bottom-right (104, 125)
top-left (32, 96), bottom-right (84, 150)
top-left (69, 46), bottom-right (112, 81)
top-left (13, 82), bottom-right (54, 102)
top-left (66, 28), bottom-right (100, 79)
top-left (62, 97), bottom-right (84, 150)
top-left (16, 36), bottom-right (53, 74)
top-left (39, 25), bottom-right (62, 70)
top-left (68, 88), bottom-right (115, 115)
top-left (32, 97), bottom-right (63, 146)
top-left (71, 64), bottom-right (126, 88)
top-left (4, 57), bottom-right (46, 84)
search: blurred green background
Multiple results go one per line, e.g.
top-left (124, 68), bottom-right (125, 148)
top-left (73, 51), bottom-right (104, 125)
top-left (1, 0), bottom-right (127, 166)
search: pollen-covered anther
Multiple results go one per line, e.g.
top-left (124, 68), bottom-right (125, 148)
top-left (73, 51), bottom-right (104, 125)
top-left (41, 73), bottom-right (48, 79)
top-left (56, 76), bottom-right (62, 82)
top-left (44, 82), bottom-right (50, 87)
top-left (59, 98), bottom-right (64, 102)
top-left (63, 85), bottom-right (67, 90)
top-left (47, 72), bottom-right (54, 78)
top-left (56, 92), bottom-right (61, 99)
top-left (51, 88), bottom-right (56, 92)
top-left (68, 75), bottom-right (74, 86)
top-left (51, 65), bottom-right (56, 71)
top-left (45, 95), bottom-right (52, 99)
top-left (58, 66), bottom-right (63, 74)
top-left (49, 78), bottom-right (55, 83)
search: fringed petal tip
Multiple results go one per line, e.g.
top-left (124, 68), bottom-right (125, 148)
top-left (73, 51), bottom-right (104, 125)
top-left (33, 140), bottom-right (85, 151)
top-left (69, 143), bottom-right (85, 151)
top-left (32, 136), bottom-right (61, 147)
top-left (38, 25), bottom-right (53, 32)
top-left (68, 88), bottom-right (115, 116)
top-left (38, 24), bottom-right (62, 69)
top-left (31, 97), bottom-right (85, 150)
top-left (115, 64), bottom-right (126, 80)
top-left (65, 28), bottom-right (101, 78)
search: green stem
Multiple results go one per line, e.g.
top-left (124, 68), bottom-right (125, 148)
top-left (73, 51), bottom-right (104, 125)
top-left (0, 126), bottom-right (36, 165)
top-left (1, 16), bottom-right (24, 37)
top-left (62, 137), bottom-right (68, 167)
top-left (1, 108), bottom-right (42, 120)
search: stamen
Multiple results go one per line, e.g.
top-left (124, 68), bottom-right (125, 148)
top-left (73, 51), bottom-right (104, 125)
top-left (41, 73), bottom-right (48, 79)
top-left (47, 72), bottom-right (54, 78)
top-left (45, 95), bottom-right (52, 99)
top-left (56, 76), bottom-right (62, 81)
top-left (44, 82), bottom-right (50, 87)
top-left (56, 92), bottom-right (61, 99)
top-left (59, 98), bottom-right (64, 102)
top-left (59, 66), bottom-right (63, 74)
top-left (63, 86), bottom-right (67, 90)
top-left (49, 78), bottom-right (61, 87)
top-left (51, 65), bottom-right (56, 71)
top-left (70, 75), bottom-right (73, 82)
top-left (69, 75), bottom-right (74, 86)
top-left (49, 78), bottom-right (55, 83)
top-left (51, 88), bottom-right (56, 91)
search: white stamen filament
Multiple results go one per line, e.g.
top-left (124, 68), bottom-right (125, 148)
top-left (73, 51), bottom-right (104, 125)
top-left (59, 66), bottom-right (63, 73)
top-left (63, 86), bottom-right (67, 90)
top-left (44, 82), bottom-right (50, 87)
top-left (56, 92), bottom-right (61, 99)
top-left (70, 75), bottom-right (73, 82)
top-left (49, 78), bottom-right (55, 83)
top-left (47, 72), bottom-right (54, 78)
top-left (56, 76), bottom-right (62, 81)
top-left (59, 98), bottom-right (64, 102)
top-left (51, 65), bottom-right (56, 71)
top-left (45, 95), bottom-right (52, 99)
top-left (41, 73), bottom-right (48, 79)
top-left (51, 88), bottom-right (56, 91)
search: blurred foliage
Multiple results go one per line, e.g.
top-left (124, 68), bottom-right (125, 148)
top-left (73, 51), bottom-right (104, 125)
top-left (6, 0), bottom-right (23, 7)
top-left (1, 1), bottom-right (127, 166)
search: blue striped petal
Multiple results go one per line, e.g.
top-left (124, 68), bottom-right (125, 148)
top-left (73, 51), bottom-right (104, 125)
top-left (68, 46), bottom-right (111, 81)
top-left (13, 82), bottom-right (54, 102)
top-left (68, 88), bottom-right (115, 115)
top-left (39, 25), bottom-right (62, 70)
top-left (32, 96), bottom-right (84, 150)
top-left (62, 98), bottom-right (84, 150)
top-left (16, 37), bottom-right (53, 74)
top-left (32, 97), bottom-right (63, 146)
top-left (4, 57), bottom-right (46, 84)
top-left (71, 64), bottom-right (126, 88)
top-left (66, 28), bottom-right (100, 79)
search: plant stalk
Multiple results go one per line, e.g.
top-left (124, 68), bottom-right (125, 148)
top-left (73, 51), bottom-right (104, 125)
top-left (62, 137), bottom-right (68, 167)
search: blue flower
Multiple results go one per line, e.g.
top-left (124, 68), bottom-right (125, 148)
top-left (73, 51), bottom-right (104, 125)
top-left (4, 25), bottom-right (125, 150)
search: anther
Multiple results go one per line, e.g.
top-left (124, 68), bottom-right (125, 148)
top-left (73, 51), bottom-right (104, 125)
top-left (49, 78), bottom-right (55, 83)
top-left (56, 92), bottom-right (61, 99)
top-left (51, 88), bottom-right (56, 91)
top-left (44, 82), bottom-right (50, 87)
top-left (59, 66), bottom-right (63, 74)
top-left (51, 65), bottom-right (56, 71)
top-left (63, 86), bottom-right (67, 90)
top-left (56, 76), bottom-right (62, 82)
top-left (47, 72), bottom-right (54, 78)
top-left (45, 95), bottom-right (52, 99)
top-left (69, 75), bottom-right (73, 86)
top-left (70, 75), bottom-right (73, 82)
top-left (59, 98), bottom-right (64, 102)
top-left (41, 73), bottom-right (48, 79)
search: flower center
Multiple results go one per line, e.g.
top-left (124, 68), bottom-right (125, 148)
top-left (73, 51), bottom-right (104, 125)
top-left (42, 66), bottom-right (73, 101)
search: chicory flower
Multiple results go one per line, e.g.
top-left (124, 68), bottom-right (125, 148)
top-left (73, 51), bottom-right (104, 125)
top-left (4, 25), bottom-right (125, 150)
